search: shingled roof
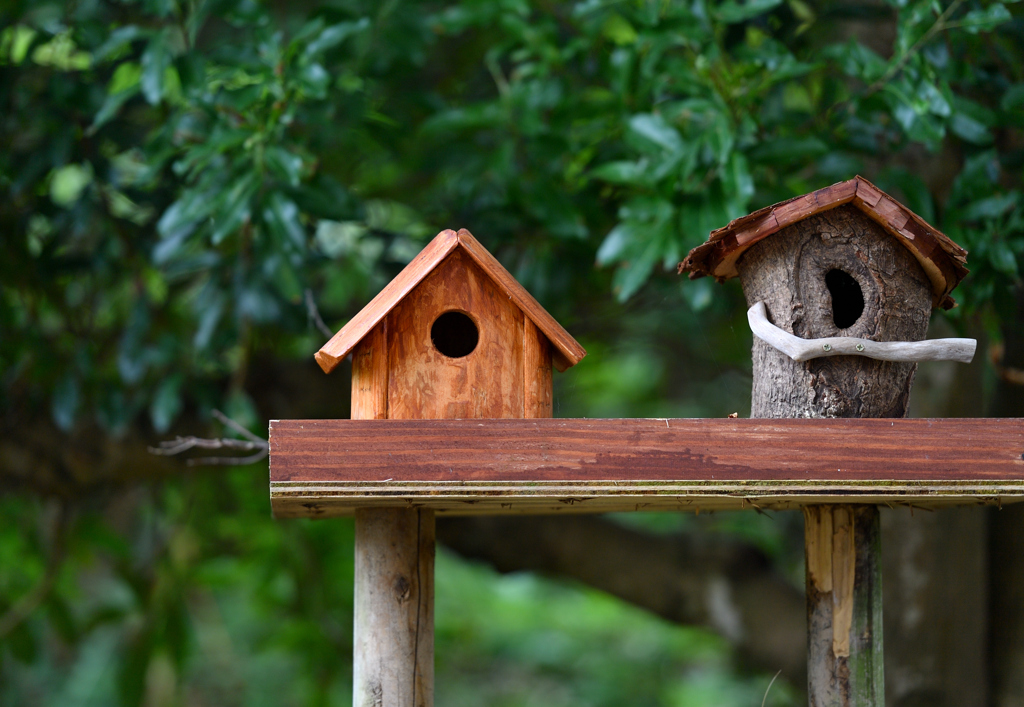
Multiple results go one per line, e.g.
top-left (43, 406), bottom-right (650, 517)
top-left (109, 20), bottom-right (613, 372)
top-left (315, 228), bottom-right (587, 374)
top-left (678, 176), bottom-right (969, 309)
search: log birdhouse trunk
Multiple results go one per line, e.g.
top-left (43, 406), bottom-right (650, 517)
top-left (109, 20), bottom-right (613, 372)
top-left (313, 228), bottom-right (584, 707)
top-left (738, 203), bottom-right (932, 419)
top-left (680, 176), bottom-right (971, 707)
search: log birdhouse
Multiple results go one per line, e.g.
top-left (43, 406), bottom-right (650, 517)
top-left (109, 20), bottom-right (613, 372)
top-left (680, 176), bottom-right (971, 419)
top-left (315, 228), bottom-right (586, 421)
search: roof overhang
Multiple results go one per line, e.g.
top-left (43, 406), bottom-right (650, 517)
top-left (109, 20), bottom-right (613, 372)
top-left (678, 176), bottom-right (969, 310)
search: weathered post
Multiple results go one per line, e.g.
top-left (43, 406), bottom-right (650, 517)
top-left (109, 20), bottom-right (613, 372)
top-left (311, 228), bottom-right (585, 707)
top-left (680, 176), bottom-right (971, 705)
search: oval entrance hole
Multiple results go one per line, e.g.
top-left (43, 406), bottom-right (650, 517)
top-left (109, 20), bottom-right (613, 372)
top-left (431, 311), bottom-right (479, 358)
top-left (825, 269), bottom-right (865, 329)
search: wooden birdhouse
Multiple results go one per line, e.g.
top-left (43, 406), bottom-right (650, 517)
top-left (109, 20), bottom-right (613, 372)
top-left (315, 227), bottom-right (586, 421)
top-left (680, 176), bottom-right (971, 419)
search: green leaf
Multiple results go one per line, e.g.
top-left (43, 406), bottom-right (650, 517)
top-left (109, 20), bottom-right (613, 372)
top-left (92, 25), bottom-right (146, 63)
top-left (89, 86), bottom-right (139, 133)
top-left (1002, 84), bottom-right (1024, 111)
top-left (596, 224), bottom-right (631, 266)
top-left (682, 278), bottom-right (714, 312)
top-left (52, 374), bottom-right (80, 432)
top-left (950, 96), bottom-right (995, 145)
top-left (263, 192), bottom-right (305, 249)
top-left (49, 163), bottom-right (93, 206)
top-left (723, 152), bottom-right (754, 205)
top-left (602, 14), bottom-right (638, 45)
top-left (990, 240), bottom-right (1019, 277)
top-left (590, 160), bottom-right (648, 185)
top-left (315, 220), bottom-right (368, 258)
top-left (149, 374), bottom-right (183, 433)
top-left (715, 0), bottom-right (783, 23)
top-left (298, 62), bottom-right (330, 99)
top-left (302, 18), bottom-right (370, 58)
top-left (962, 192), bottom-right (1018, 220)
top-left (628, 114), bottom-right (683, 153)
top-left (612, 238), bottom-right (661, 301)
top-left (265, 146), bottom-right (305, 187)
top-left (748, 137), bottom-right (828, 163)
top-left (209, 173), bottom-right (258, 245)
top-left (140, 31), bottom-right (171, 104)
top-left (959, 3), bottom-right (1012, 33)
top-left (158, 188), bottom-right (217, 240)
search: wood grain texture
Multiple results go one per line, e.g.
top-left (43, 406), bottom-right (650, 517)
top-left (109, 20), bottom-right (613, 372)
top-left (805, 506), bottom-right (884, 707)
top-left (268, 418), bottom-right (1024, 517)
top-left (523, 318), bottom-right (552, 419)
top-left (386, 249), bottom-right (525, 420)
top-left (678, 175), bottom-right (969, 310)
top-left (315, 228), bottom-right (585, 374)
top-left (351, 321), bottom-right (388, 420)
top-left (353, 508), bottom-right (434, 707)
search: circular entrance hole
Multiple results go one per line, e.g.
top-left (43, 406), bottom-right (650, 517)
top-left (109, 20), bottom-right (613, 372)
top-left (825, 269), bottom-right (865, 329)
top-left (431, 311), bottom-right (479, 358)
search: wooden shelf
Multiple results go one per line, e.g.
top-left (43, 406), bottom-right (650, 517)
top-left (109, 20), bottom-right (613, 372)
top-left (269, 418), bottom-right (1024, 518)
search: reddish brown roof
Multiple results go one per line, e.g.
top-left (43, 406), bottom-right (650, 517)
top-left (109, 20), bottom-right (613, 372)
top-left (678, 176), bottom-right (969, 309)
top-left (315, 228), bottom-right (587, 374)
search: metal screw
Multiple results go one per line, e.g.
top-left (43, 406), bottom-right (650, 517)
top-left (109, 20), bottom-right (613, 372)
top-left (822, 344), bottom-right (832, 352)
top-left (856, 343), bottom-right (865, 352)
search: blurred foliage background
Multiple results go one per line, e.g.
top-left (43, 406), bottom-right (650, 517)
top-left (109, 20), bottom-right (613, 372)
top-left (1, 0), bottom-right (1023, 705)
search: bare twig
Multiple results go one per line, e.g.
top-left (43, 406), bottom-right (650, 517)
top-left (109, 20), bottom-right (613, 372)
top-left (761, 670), bottom-right (782, 707)
top-left (148, 410), bottom-right (269, 466)
top-left (212, 408), bottom-right (265, 443)
top-left (305, 288), bottom-right (334, 339)
top-left (0, 502), bottom-right (69, 640)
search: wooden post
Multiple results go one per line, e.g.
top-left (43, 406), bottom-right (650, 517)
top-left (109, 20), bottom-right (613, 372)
top-left (351, 323), bottom-right (436, 707)
top-left (805, 505), bottom-right (884, 707)
top-left (354, 507), bottom-right (434, 707)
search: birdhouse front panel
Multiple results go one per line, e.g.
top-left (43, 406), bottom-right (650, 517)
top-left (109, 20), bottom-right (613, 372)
top-left (386, 247), bottom-right (527, 420)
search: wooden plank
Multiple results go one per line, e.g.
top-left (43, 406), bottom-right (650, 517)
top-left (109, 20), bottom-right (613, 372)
top-left (455, 229), bottom-right (586, 371)
top-left (351, 321), bottom-right (388, 420)
top-left (316, 230), bottom-right (460, 373)
top-left (523, 318), bottom-right (552, 419)
top-left (268, 418), bottom-right (1024, 517)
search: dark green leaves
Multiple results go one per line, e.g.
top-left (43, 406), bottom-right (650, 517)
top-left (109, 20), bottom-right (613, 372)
top-left (140, 29), bottom-right (173, 105)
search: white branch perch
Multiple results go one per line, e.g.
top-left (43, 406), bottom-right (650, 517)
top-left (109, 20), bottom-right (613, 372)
top-left (747, 302), bottom-right (976, 364)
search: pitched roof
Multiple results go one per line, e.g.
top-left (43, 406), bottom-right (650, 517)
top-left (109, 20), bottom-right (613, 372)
top-left (315, 228), bottom-right (587, 374)
top-left (678, 176), bottom-right (969, 310)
